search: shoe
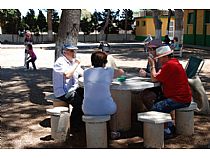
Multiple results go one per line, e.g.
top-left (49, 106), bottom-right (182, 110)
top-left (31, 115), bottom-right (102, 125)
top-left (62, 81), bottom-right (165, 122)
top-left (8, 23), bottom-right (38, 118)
top-left (164, 128), bottom-right (174, 140)
top-left (169, 124), bottom-right (175, 134)
top-left (111, 131), bottom-right (121, 140)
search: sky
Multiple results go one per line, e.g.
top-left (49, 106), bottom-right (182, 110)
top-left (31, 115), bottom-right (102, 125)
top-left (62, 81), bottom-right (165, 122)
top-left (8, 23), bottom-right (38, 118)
top-left (2, 0), bottom-right (210, 11)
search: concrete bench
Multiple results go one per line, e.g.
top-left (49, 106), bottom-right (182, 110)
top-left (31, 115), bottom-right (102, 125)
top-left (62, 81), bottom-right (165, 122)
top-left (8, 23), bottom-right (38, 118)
top-left (175, 101), bottom-right (198, 135)
top-left (82, 115), bottom-right (111, 148)
top-left (46, 106), bottom-right (72, 142)
top-left (137, 111), bottom-right (172, 148)
top-left (44, 92), bottom-right (68, 107)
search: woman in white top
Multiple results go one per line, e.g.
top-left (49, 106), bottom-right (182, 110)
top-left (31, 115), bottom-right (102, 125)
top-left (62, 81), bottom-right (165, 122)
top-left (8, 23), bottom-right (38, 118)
top-left (82, 51), bottom-right (124, 115)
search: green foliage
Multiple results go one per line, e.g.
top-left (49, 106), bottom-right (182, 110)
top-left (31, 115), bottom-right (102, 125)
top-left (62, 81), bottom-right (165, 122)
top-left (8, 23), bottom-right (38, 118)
top-left (36, 9), bottom-right (47, 32)
top-left (0, 9), bottom-right (22, 34)
top-left (80, 17), bottom-right (94, 35)
top-left (23, 9), bottom-right (37, 32)
top-left (119, 9), bottom-right (135, 30)
top-left (97, 9), bottom-right (121, 34)
top-left (52, 10), bottom-right (60, 33)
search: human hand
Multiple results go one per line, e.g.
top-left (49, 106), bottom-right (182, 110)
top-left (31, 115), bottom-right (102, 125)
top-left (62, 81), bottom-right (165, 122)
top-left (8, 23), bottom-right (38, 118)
top-left (148, 57), bottom-right (155, 68)
top-left (75, 57), bottom-right (81, 65)
top-left (139, 68), bottom-right (146, 77)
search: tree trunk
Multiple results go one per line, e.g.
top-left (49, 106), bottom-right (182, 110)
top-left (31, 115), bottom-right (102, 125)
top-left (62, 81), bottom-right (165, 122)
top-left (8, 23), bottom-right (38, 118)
top-left (124, 9), bottom-right (128, 41)
top-left (174, 9), bottom-right (184, 44)
top-left (47, 9), bottom-right (53, 42)
top-left (152, 9), bottom-right (162, 40)
top-left (99, 9), bottom-right (110, 41)
top-left (55, 9), bottom-right (81, 60)
top-left (166, 9), bottom-right (172, 35)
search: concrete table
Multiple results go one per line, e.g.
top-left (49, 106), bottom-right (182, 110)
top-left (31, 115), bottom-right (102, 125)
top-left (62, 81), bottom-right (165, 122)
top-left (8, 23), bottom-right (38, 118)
top-left (110, 77), bottom-right (160, 131)
top-left (79, 76), bottom-right (160, 131)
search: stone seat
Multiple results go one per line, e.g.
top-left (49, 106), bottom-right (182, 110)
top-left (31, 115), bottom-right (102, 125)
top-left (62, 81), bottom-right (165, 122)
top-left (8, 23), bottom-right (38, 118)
top-left (46, 106), bottom-right (70, 142)
top-left (82, 115), bottom-right (111, 148)
top-left (137, 111), bottom-right (172, 148)
top-left (175, 101), bottom-right (198, 135)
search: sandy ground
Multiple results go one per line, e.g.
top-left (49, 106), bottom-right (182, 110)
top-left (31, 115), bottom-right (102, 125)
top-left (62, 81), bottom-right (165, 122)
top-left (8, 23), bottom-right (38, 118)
top-left (1, 45), bottom-right (210, 150)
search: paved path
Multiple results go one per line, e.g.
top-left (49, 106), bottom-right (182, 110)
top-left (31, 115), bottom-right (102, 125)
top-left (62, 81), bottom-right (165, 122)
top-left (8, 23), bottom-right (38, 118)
top-left (1, 43), bottom-right (210, 72)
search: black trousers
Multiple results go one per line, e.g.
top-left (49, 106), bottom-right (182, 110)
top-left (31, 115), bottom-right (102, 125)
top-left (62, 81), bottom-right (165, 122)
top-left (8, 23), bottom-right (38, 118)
top-left (26, 57), bottom-right (37, 70)
top-left (58, 87), bottom-right (84, 129)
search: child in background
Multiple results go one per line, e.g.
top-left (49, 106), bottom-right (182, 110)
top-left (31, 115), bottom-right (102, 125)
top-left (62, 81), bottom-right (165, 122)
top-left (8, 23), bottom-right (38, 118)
top-left (26, 43), bottom-right (37, 70)
top-left (24, 31), bottom-right (33, 67)
top-left (170, 37), bottom-right (180, 51)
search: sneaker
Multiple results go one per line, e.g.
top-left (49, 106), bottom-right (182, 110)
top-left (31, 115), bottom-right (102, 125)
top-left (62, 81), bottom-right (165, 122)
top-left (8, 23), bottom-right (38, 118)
top-left (164, 128), bottom-right (174, 139)
top-left (111, 131), bottom-right (121, 140)
top-left (169, 124), bottom-right (175, 134)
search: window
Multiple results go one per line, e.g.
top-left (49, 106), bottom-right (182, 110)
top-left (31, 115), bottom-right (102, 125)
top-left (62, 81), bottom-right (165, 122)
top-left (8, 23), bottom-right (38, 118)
top-left (205, 10), bottom-right (210, 23)
top-left (142, 21), bottom-right (146, 26)
top-left (188, 13), bottom-right (194, 24)
top-left (168, 20), bottom-right (174, 39)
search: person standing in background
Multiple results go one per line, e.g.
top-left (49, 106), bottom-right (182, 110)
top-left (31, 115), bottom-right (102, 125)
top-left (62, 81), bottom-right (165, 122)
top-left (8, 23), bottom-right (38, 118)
top-left (24, 31), bottom-right (33, 67)
top-left (26, 43), bottom-right (37, 70)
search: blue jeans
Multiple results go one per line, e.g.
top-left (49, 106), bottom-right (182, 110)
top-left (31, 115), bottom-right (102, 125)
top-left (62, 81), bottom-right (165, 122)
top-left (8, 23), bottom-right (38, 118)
top-left (151, 98), bottom-right (191, 113)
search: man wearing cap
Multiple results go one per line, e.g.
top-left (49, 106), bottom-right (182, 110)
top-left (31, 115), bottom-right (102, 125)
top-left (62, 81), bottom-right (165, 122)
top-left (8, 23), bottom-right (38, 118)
top-left (148, 45), bottom-right (192, 137)
top-left (139, 39), bottom-right (162, 77)
top-left (53, 44), bottom-right (84, 130)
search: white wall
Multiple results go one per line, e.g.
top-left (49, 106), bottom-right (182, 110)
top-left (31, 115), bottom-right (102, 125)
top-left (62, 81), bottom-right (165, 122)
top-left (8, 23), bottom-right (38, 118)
top-left (0, 34), bottom-right (135, 44)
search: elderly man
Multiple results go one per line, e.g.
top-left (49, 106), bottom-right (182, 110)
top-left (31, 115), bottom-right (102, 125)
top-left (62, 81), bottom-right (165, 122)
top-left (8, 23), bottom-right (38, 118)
top-left (148, 45), bottom-right (192, 137)
top-left (53, 44), bottom-right (84, 131)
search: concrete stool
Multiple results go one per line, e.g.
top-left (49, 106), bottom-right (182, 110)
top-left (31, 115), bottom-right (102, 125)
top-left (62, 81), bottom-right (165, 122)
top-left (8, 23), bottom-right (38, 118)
top-left (46, 106), bottom-right (70, 142)
top-left (175, 101), bottom-right (198, 135)
top-left (137, 111), bottom-right (172, 148)
top-left (82, 115), bottom-right (111, 148)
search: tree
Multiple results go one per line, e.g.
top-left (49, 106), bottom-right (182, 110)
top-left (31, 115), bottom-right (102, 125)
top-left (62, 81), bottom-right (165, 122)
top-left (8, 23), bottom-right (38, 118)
top-left (52, 10), bottom-right (60, 34)
top-left (47, 9), bottom-right (53, 41)
top-left (119, 9), bottom-right (135, 41)
top-left (91, 10), bottom-right (100, 42)
top-left (23, 9), bottom-right (37, 32)
top-left (119, 9), bottom-right (134, 30)
top-left (98, 9), bottom-right (121, 41)
top-left (99, 9), bottom-right (111, 41)
top-left (37, 10), bottom-right (47, 32)
top-left (174, 9), bottom-right (184, 44)
top-left (80, 9), bottom-right (93, 35)
top-left (152, 9), bottom-right (162, 39)
top-left (55, 9), bottom-right (81, 60)
top-left (0, 9), bottom-right (22, 34)
top-left (80, 17), bottom-right (93, 42)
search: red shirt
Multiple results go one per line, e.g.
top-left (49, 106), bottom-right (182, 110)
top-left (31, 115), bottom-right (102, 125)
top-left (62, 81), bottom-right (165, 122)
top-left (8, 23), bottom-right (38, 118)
top-left (156, 58), bottom-right (192, 103)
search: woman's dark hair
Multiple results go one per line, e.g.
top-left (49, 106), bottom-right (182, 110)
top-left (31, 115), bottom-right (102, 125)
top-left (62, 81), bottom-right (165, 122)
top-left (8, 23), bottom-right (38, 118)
top-left (27, 43), bottom-right (33, 50)
top-left (91, 51), bottom-right (108, 67)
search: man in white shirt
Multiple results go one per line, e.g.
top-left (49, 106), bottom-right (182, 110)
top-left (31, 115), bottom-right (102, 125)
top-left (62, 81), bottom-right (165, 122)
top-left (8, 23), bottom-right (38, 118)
top-left (53, 44), bottom-right (84, 131)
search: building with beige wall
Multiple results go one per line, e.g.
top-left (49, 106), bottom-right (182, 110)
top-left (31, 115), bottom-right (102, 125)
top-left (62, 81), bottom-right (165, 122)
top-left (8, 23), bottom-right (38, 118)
top-left (183, 9), bottom-right (210, 46)
top-left (135, 16), bottom-right (175, 41)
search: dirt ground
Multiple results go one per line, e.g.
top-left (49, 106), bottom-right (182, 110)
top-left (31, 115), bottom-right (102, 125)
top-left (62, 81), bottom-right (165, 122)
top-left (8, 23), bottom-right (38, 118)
top-left (0, 45), bottom-right (210, 149)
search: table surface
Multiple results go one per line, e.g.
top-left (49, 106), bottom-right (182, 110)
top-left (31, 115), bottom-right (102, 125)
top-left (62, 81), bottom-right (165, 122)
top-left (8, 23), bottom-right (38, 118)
top-left (79, 76), bottom-right (160, 91)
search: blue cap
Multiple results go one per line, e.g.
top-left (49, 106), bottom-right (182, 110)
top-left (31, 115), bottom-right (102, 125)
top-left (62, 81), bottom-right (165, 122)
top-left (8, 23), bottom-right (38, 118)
top-left (63, 44), bottom-right (78, 50)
